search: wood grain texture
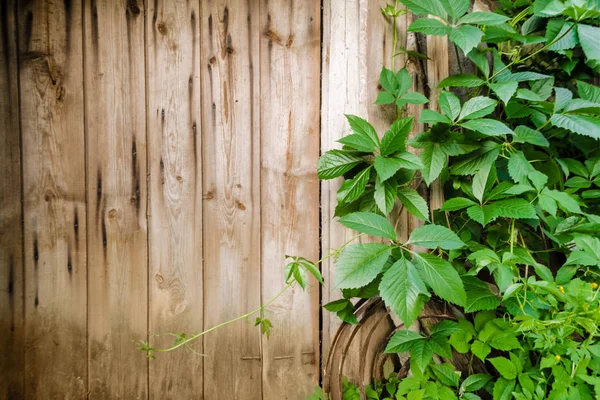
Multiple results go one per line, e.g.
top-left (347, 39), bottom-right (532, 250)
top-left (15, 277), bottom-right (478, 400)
top-left (259, 1), bottom-right (321, 398)
top-left (0, 2), bottom-right (24, 398)
top-left (147, 0), bottom-right (203, 398)
top-left (84, 0), bottom-right (148, 397)
top-left (201, 1), bottom-right (262, 399)
top-left (18, 0), bottom-right (88, 398)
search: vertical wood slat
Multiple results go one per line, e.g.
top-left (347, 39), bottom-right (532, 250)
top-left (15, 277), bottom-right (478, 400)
top-left (18, 0), bottom-right (88, 398)
top-left (84, 0), bottom-right (148, 397)
top-left (146, 0), bottom-right (203, 398)
top-left (259, 1), bottom-right (321, 398)
top-left (200, 1), bottom-right (262, 399)
top-left (0, 1), bottom-right (24, 398)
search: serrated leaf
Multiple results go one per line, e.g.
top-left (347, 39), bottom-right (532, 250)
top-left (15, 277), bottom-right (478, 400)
top-left (488, 82), bottom-right (518, 105)
top-left (441, 197), bottom-right (477, 211)
top-left (508, 151), bottom-right (535, 184)
top-left (397, 92), bottom-right (430, 107)
top-left (410, 340), bottom-right (434, 372)
top-left (375, 178), bottom-right (397, 215)
top-left (397, 188), bottom-right (430, 221)
top-left (493, 199), bottom-right (538, 219)
top-left (489, 357), bottom-right (517, 380)
top-left (468, 49), bottom-right (490, 78)
top-left (385, 329), bottom-right (424, 353)
top-left (439, 74), bottom-right (486, 88)
top-left (578, 81), bottom-right (600, 103)
top-left (578, 24), bottom-right (600, 63)
top-left (430, 364), bottom-right (460, 387)
top-left (380, 258), bottom-right (429, 327)
top-left (346, 114), bottom-right (380, 148)
top-left (419, 109), bottom-right (452, 125)
top-left (461, 374), bottom-right (492, 393)
top-left (458, 12), bottom-right (510, 26)
top-left (420, 144), bottom-right (446, 186)
top-left (334, 243), bottom-right (391, 289)
top-left (492, 377), bottom-right (515, 400)
top-left (374, 156), bottom-right (402, 182)
top-left (375, 91), bottom-right (396, 105)
top-left (337, 166), bottom-right (372, 203)
top-left (465, 290), bottom-right (501, 312)
top-left (440, 0), bottom-right (469, 21)
top-left (408, 18), bottom-right (451, 36)
top-left (413, 253), bottom-right (466, 306)
top-left (544, 188), bottom-right (583, 214)
top-left (439, 91), bottom-right (462, 121)
top-left (513, 125), bottom-right (549, 147)
top-left (545, 18), bottom-right (578, 51)
top-left (380, 117), bottom-right (413, 156)
top-left (323, 298), bottom-right (351, 312)
top-left (395, 152), bottom-right (425, 169)
top-left (460, 119), bottom-right (513, 136)
top-left (339, 212), bottom-right (397, 240)
top-left (554, 87), bottom-right (573, 112)
top-left (451, 141), bottom-right (500, 176)
top-left (494, 71), bottom-right (550, 82)
top-left (317, 150), bottom-right (364, 179)
top-left (449, 25), bottom-right (483, 55)
top-left (459, 96), bottom-right (498, 121)
top-left (380, 67), bottom-right (398, 93)
top-left (398, 0), bottom-right (447, 18)
top-left (407, 225), bottom-right (465, 250)
top-left (533, 0), bottom-right (566, 17)
top-left (550, 114), bottom-right (600, 139)
top-left (338, 134), bottom-right (377, 152)
top-left (471, 340), bottom-right (491, 361)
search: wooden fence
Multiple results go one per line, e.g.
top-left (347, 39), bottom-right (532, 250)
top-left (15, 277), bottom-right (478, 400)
top-left (0, 0), bottom-right (470, 398)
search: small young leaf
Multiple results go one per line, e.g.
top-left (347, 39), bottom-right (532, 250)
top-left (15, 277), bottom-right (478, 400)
top-left (339, 212), bottom-right (397, 240)
top-left (407, 225), bottom-right (465, 250)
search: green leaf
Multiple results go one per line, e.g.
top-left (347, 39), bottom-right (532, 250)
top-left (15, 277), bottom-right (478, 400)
top-left (410, 340), bottom-right (434, 372)
top-left (374, 156), bottom-right (402, 182)
top-left (317, 150), bottom-right (364, 179)
top-left (493, 199), bottom-right (537, 219)
top-left (489, 357), bottom-right (517, 380)
top-left (472, 158), bottom-right (495, 202)
top-left (379, 258), bottom-right (429, 327)
top-left (439, 91), bottom-right (462, 121)
top-left (380, 67), bottom-right (398, 93)
top-left (488, 82), bottom-right (518, 105)
top-left (528, 170), bottom-right (548, 191)
top-left (458, 97), bottom-right (498, 121)
top-left (408, 18), bottom-right (451, 36)
top-left (471, 340), bottom-right (491, 361)
top-left (413, 252), bottom-right (466, 306)
top-left (419, 109), bottom-right (452, 125)
top-left (397, 92), bottom-right (430, 107)
top-left (512, 125), bottom-right (549, 147)
top-left (407, 225), bottom-right (465, 250)
top-left (374, 178), bottom-right (397, 215)
top-left (578, 81), bottom-right (600, 103)
top-left (339, 212), bottom-right (397, 240)
top-left (438, 74), bottom-right (486, 88)
top-left (395, 152), bottom-right (425, 169)
top-left (550, 114), bottom-right (600, 139)
top-left (338, 134), bottom-right (377, 152)
top-left (492, 377), bottom-right (515, 400)
top-left (578, 24), bottom-right (600, 62)
top-left (398, 0), bottom-right (447, 18)
top-left (508, 151), bottom-right (535, 184)
top-left (460, 119), bottom-right (513, 136)
top-left (533, 0), bottom-right (566, 17)
top-left (545, 19), bottom-right (578, 51)
top-left (451, 142), bottom-right (500, 176)
top-left (396, 68), bottom-right (413, 97)
top-left (430, 364), bottom-right (460, 387)
top-left (397, 188), bottom-right (430, 222)
top-left (458, 12), bottom-right (510, 26)
top-left (385, 329), bottom-right (424, 353)
top-left (380, 117), bottom-right (413, 156)
top-left (449, 25), bottom-right (483, 55)
top-left (420, 144), bottom-right (446, 186)
top-left (337, 166), bottom-right (372, 203)
top-left (461, 374), bottom-right (492, 393)
top-left (441, 197), bottom-right (477, 211)
top-left (494, 71), bottom-right (550, 82)
top-left (334, 243), bottom-right (391, 289)
top-left (375, 91), bottom-right (396, 105)
top-left (323, 298), bottom-right (351, 312)
top-left (465, 290), bottom-right (501, 312)
top-left (543, 188), bottom-right (583, 214)
top-left (468, 49), bottom-right (490, 78)
top-left (346, 115), bottom-right (380, 148)
top-left (554, 87), bottom-right (573, 112)
top-left (440, 0), bottom-right (469, 21)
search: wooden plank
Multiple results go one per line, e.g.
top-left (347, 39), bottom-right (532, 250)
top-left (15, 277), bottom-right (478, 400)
top-left (18, 0), bottom-right (87, 398)
top-left (200, 1), bottom-right (262, 399)
top-left (259, 1), bottom-right (321, 398)
top-left (321, 0), bottom-right (411, 382)
top-left (0, 1), bottom-right (24, 398)
top-left (146, 1), bottom-right (203, 398)
top-left (83, 0), bottom-right (148, 397)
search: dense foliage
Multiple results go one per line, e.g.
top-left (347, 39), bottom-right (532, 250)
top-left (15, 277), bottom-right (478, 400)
top-left (316, 0), bottom-right (600, 398)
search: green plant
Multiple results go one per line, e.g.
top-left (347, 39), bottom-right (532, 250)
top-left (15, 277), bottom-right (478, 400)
top-left (317, 0), bottom-right (600, 398)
